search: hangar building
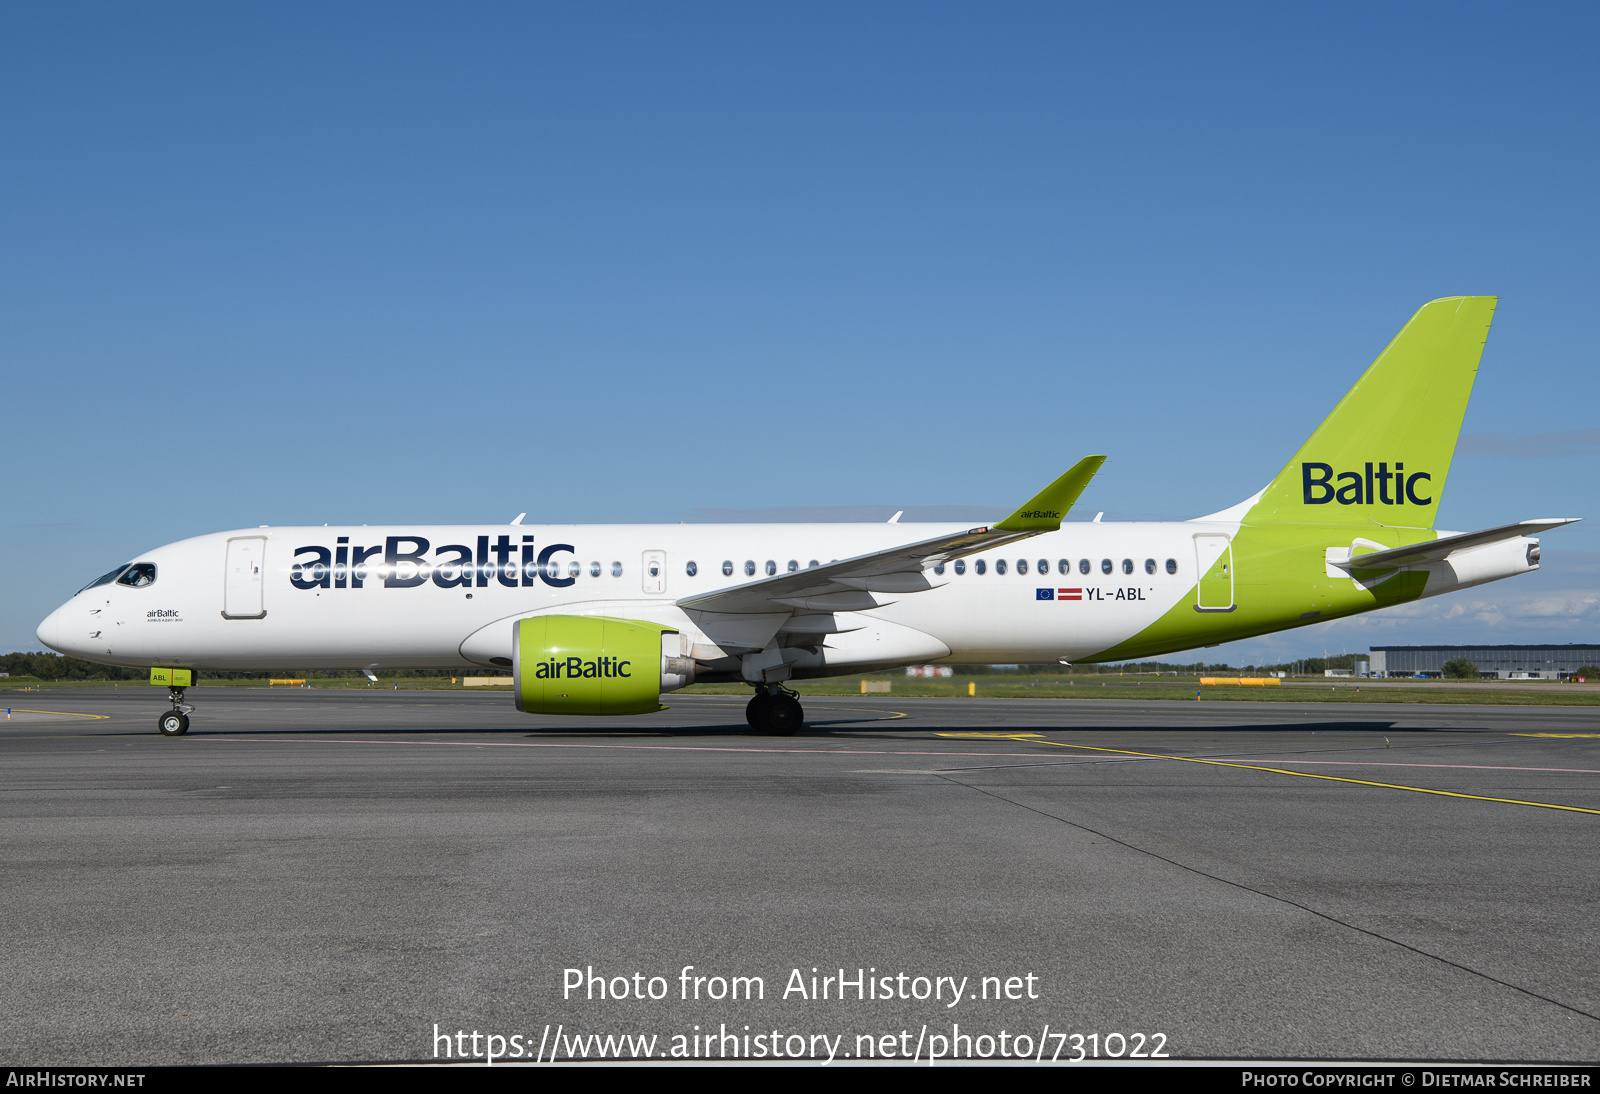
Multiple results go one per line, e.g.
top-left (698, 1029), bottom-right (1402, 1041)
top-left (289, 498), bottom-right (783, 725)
top-left (1369, 644), bottom-right (1600, 679)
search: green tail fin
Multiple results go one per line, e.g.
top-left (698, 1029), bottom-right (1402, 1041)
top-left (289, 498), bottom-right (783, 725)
top-left (1247, 296), bottom-right (1496, 528)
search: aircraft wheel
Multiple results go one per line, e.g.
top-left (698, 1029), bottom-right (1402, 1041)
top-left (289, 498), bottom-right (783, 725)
top-left (745, 694), bottom-right (768, 730)
top-left (759, 695), bottom-right (804, 737)
top-left (158, 711), bottom-right (189, 737)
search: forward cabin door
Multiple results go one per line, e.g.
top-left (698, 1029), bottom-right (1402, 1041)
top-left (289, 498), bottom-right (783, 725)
top-left (1193, 533), bottom-right (1235, 612)
top-left (223, 536), bottom-right (267, 619)
top-left (641, 550), bottom-right (667, 594)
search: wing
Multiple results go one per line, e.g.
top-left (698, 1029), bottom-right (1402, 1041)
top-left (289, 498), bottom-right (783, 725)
top-left (1329, 518), bottom-right (1580, 572)
top-left (677, 456), bottom-right (1106, 615)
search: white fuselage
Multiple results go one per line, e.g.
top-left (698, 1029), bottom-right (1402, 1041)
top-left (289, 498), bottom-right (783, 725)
top-left (36, 522), bottom-right (1224, 674)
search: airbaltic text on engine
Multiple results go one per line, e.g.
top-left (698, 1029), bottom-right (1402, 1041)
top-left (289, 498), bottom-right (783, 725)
top-left (532, 656), bottom-right (632, 680)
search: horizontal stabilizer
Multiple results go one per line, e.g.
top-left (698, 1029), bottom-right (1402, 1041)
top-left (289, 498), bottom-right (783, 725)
top-left (1330, 518), bottom-right (1580, 572)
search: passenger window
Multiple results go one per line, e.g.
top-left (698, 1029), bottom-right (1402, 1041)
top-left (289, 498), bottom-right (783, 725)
top-left (954, 559), bottom-right (966, 575)
top-left (116, 563), bottom-right (157, 588)
top-left (975, 559), bottom-right (987, 575)
top-left (1038, 559), bottom-right (1048, 576)
top-left (1144, 558), bottom-right (1156, 575)
top-left (1058, 559), bottom-right (1069, 575)
top-left (933, 563), bottom-right (945, 575)
top-left (686, 560), bottom-right (698, 577)
top-left (808, 560), bottom-right (819, 568)
top-left (1166, 558), bottom-right (1178, 575)
top-left (765, 560), bottom-right (777, 576)
top-left (569, 561), bottom-right (582, 578)
top-left (722, 560), bottom-right (734, 577)
top-left (745, 560), bottom-right (756, 576)
top-left (787, 560), bottom-right (798, 572)
top-left (996, 559), bottom-right (1007, 575)
top-left (590, 561), bottom-right (602, 578)
top-left (1016, 559), bottom-right (1028, 575)
top-left (611, 561), bottom-right (623, 577)
top-left (1101, 559), bottom-right (1113, 575)
top-left (1079, 559), bottom-right (1091, 575)
top-left (647, 560), bottom-right (660, 578)
top-left (1121, 559), bottom-right (1133, 575)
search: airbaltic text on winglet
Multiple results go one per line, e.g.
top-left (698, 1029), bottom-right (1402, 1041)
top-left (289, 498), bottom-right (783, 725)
top-left (1014, 510), bottom-right (1061, 519)
top-left (1302, 462), bottom-right (1432, 506)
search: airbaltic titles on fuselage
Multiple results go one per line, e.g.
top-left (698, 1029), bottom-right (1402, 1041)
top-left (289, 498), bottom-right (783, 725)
top-left (289, 535), bottom-right (577, 591)
top-left (287, 533), bottom-right (1181, 598)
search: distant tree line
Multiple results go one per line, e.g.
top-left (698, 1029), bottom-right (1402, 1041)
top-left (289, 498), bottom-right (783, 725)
top-left (1, 651), bottom-right (144, 680)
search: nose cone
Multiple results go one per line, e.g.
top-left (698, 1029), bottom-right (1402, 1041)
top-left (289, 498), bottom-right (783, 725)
top-left (36, 604), bottom-right (69, 654)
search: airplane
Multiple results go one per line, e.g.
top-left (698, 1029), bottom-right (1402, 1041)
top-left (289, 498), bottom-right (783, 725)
top-left (35, 296), bottom-right (1579, 737)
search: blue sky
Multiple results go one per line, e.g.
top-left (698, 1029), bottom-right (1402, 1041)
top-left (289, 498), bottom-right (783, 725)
top-left (3, 2), bottom-right (1596, 663)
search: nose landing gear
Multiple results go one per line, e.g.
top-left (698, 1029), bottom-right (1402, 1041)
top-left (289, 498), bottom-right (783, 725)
top-left (157, 686), bottom-right (193, 736)
top-left (745, 684), bottom-right (804, 736)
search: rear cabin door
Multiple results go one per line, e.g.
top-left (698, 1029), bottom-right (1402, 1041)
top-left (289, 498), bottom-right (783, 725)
top-left (223, 536), bottom-right (267, 619)
top-left (1193, 533), bottom-right (1235, 612)
top-left (641, 550), bottom-right (667, 594)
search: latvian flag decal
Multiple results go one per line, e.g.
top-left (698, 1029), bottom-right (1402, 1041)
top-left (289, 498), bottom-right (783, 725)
top-left (1060, 588), bottom-right (1083, 600)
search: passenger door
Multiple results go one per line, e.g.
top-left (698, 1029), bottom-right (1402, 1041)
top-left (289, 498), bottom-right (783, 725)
top-left (223, 536), bottom-right (267, 619)
top-left (1194, 533), bottom-right (1235, 612)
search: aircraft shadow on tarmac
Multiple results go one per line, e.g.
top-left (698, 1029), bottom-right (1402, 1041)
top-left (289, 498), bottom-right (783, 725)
top-left (149, 719), bottom-right (1405, 739)
top-left (811, 720), bottom-right (1405, 735)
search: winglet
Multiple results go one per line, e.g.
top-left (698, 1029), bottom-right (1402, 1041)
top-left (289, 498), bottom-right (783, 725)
top-left (993, 456), bottom-right (1106, 532)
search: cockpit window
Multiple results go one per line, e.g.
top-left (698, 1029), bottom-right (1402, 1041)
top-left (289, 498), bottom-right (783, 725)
top-left (78, 564), bottom-right (131, 595)
top-left (115, 563), bottom-right (157, 588)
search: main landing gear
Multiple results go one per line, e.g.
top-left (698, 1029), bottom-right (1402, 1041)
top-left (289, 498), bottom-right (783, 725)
top-left (157, 686), bottom-right (193, 737)
top-left (745, 684), bottom-right (804, 737)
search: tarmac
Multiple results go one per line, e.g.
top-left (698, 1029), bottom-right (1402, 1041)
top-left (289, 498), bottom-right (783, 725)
top-left (2, 686), bottom-right (1598, 1065)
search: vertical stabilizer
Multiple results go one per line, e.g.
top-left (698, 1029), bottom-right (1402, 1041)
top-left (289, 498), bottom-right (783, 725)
top-left (1247, 296), bottom-right (1495, 529)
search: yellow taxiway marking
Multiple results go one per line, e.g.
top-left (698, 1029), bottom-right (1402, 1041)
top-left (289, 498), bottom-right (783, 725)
top-left (1513, 733), bottom-right (1600, 739)
top-left (834, 707), bottom-right (908, 720)
top-left (981, 735), bottom-right (1600, 817)
top-left (938, 732), bottom-right (1045, 739)
top-left (4, 709), bottom-right (109, 719)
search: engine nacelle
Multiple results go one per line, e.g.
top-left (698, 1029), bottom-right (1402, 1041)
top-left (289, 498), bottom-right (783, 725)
top-left (512, 615), bottom-right (695, 715)
top-left (1419, 536), bottom-right (1541, 599)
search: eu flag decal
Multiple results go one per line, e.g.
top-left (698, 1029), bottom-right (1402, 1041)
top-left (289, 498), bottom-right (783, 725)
top-left (1036, 588), bottom-right (1054, 600)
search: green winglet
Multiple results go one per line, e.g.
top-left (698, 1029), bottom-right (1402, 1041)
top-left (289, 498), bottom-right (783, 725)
top-left (993, 455), bottom-right (1106, 532)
